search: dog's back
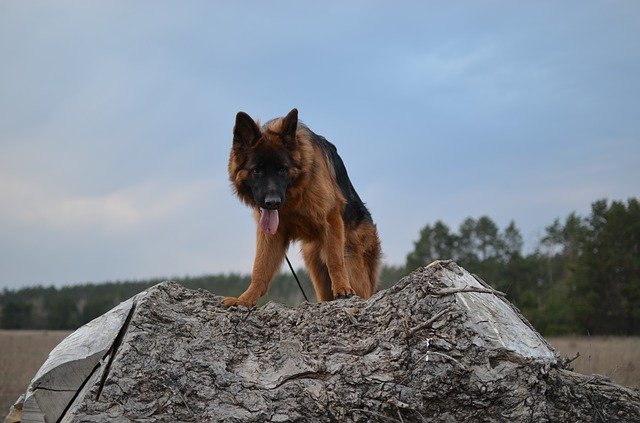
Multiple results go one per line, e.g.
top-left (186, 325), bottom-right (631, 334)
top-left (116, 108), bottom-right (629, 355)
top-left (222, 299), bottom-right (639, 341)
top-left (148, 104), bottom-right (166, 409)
top-left (298, 128), bottom-right (381, 298)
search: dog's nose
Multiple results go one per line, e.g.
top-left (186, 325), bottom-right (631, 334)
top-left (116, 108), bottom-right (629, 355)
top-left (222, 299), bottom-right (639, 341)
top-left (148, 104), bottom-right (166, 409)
top-left (264, 195), bottom-right (282, 209)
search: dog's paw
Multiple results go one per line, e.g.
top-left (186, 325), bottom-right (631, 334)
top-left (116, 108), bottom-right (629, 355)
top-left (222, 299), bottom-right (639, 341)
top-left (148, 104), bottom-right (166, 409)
top-left (223, 297), bottom-right (240, 307)
top-left (223, 296), bottom-right (255, 308)
top-left (334, 287), bottom-right (356, 299)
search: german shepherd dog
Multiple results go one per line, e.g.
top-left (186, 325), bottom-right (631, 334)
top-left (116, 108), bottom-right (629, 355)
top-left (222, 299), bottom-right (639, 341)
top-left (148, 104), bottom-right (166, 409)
top-left (225, 108), bottom-right (381, 307)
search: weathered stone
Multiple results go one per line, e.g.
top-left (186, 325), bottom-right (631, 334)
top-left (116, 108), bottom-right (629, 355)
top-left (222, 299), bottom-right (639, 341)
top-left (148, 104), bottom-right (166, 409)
top-left (7, 292), bottom-right (146, 423)
top-left (6, 261), bottom-right (640, 422)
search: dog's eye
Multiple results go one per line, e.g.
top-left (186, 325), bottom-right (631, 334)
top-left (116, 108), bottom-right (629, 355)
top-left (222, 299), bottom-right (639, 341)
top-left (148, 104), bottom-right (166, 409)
top-left (277, 166), bottom-right (288, 174)
top-left (251, 168), bottom-right (263, 176)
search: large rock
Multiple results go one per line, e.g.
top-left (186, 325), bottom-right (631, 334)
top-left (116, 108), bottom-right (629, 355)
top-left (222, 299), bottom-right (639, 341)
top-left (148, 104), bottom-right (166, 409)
top-left (4, 293), bottom-right (147, 423)
top-left (6, 261), bottom-right (640, 422)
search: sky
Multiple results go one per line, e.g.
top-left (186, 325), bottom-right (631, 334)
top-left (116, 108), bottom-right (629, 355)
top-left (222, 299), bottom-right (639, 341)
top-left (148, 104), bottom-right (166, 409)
top-left (1, 1), bottom-right (639, 290)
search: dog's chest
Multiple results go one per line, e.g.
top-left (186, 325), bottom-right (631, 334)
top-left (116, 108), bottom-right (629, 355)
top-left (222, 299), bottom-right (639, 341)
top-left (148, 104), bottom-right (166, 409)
top-left (282, 210), bottom-right (328, 241)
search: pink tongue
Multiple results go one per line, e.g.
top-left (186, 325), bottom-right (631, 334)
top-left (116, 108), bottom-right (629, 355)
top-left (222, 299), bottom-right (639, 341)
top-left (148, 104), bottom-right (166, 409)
top-left (259, 208), bottom-right (279, 235)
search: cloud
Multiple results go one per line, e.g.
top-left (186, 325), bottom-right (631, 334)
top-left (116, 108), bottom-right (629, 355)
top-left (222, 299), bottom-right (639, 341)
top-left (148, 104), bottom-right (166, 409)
top-left (0, 172), bottom-right (213, 233)
top-left (1, 1), bottom-right (639, 288)
top-left (403, 45), bottom-right (498, 84)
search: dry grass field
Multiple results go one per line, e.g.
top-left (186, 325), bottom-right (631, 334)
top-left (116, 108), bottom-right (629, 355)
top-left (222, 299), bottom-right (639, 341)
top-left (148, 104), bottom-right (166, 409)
top-left (0, 330), bottom-right (72, 416)
top-left (547, 336), bottom-right (640, 389)
top-left (0, 332), bottom-right (638, 417)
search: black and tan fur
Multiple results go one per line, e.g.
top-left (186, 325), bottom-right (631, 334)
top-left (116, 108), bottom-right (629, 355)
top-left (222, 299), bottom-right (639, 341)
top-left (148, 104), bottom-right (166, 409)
top-left (225, 108), bottom-right (381, 307)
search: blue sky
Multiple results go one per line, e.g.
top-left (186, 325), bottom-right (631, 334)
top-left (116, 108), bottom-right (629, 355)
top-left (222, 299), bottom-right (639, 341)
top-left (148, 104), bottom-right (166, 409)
top-left (1, 1), bottom-right (639, 289)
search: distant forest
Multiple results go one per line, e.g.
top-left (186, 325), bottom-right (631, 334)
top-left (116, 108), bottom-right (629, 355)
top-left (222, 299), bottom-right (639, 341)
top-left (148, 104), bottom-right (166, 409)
top-left (1, 198), bottom-right (638, 336)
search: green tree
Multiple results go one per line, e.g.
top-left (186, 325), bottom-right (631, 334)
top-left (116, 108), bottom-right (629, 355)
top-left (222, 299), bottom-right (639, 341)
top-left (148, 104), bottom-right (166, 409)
top-left (572, 198), bottom-right (640, 334)
top-left (540, 212), bottom-right (587, 285)
top-left (379, 265), bottom-right (409, 290)
top-left (475, 216), bottom-right (502, 261)
top-left (502, 221), bottom-right (523, 260)
top-left (0, 300), bottom-right (33, 329)
top-left (48, 297), bottom-right (80, 329)
top-left (492, 222), bottom-right (528, 299)
top-left (406, 221), bottom-right (455, 271)
top-left (81, 295), bottom-right (117, 323)
top-left (456, 218), bottom-right (478, 265)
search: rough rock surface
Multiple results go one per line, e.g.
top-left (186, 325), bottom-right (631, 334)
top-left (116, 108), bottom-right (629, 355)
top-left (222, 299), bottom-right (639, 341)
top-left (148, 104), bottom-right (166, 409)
top-left (6, 261), bottom-right (640, 422)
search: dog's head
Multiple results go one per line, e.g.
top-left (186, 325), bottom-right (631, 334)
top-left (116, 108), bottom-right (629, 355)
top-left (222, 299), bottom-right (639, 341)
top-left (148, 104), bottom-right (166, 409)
top-left (229, 108), bottom-right (299, 234)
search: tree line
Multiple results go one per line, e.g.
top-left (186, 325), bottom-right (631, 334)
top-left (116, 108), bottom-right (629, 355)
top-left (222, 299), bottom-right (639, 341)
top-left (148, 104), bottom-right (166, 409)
top-left (400, 198), bottom-right (639, 335)
top-left (1, 197), bottom-right (638, 335)
top-left (0, 273), bottom-right (307, 331)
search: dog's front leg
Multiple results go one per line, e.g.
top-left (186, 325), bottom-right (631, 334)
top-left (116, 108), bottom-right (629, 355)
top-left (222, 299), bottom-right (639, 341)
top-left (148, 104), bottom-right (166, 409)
top-left (224, 229), bottom-right (287, 308)
top-left (324, 208), bottom-right (355, 298)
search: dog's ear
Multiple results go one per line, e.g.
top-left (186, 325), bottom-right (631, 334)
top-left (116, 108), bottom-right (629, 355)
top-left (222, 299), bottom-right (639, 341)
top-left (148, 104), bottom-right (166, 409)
top-left (280, 108), bottom-right (298, 148)
top-left (233, 112), bottom-right (261, 149)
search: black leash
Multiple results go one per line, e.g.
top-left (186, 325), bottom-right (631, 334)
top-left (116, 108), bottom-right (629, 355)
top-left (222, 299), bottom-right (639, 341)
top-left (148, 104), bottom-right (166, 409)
top-left (285, 254), bottom-right (309, 302)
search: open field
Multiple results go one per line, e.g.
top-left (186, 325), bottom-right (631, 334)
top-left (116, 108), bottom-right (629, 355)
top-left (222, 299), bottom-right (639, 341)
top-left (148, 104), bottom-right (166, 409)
top-left (547, 336), bottom-right (640, 389)
top-left (0, 330), bottom-right (72, 417)
top-left (1, 331), bottom-right (639, 417)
